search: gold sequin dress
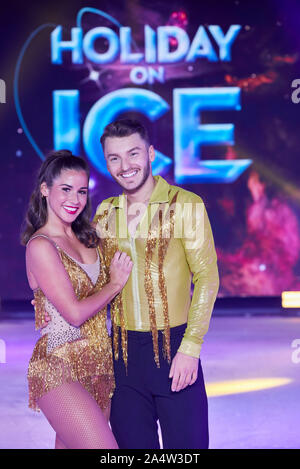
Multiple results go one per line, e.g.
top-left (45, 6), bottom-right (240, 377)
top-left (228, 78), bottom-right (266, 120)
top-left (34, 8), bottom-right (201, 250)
top-left (26, 234), bottom-right (115, 412)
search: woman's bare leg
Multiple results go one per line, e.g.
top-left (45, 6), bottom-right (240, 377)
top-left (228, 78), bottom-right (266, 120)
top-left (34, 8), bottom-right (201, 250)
top-left (103, 400), bottom-right (111, 421)
top-left (55, 434), bottom-right (67, 449)
top-left (37, 382), bottom-right (118, 449)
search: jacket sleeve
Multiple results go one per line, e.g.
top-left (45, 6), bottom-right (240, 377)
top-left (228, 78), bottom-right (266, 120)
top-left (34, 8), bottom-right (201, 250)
top-left (92, 201), bottom-right (104, 224)
top-left (177, 194), bottom-right (219, 358)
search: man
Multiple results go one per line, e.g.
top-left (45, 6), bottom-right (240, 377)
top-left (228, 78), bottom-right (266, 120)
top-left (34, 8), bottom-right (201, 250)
top-left (93, 118), bottom-right (219, 449)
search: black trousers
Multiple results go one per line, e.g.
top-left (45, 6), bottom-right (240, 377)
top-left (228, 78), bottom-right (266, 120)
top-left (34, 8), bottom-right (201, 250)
top-left (110, 323), bottom-right (209, 449)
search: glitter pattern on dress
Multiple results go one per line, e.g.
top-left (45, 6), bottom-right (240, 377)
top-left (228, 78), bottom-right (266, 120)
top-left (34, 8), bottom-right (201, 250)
top-left (26, 234), bottom-right (115, 412)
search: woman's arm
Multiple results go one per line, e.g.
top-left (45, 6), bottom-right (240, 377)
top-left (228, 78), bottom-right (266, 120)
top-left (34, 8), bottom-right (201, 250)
top-left (26, 237), bottom-right (132, 327)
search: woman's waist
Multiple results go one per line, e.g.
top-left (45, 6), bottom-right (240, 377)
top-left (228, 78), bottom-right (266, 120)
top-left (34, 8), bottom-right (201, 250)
top-left (40, 317), bottom-right (80, 335)
top-left (40, 325), bottom-right (81, 339)
top-left (40, 315), bottom-right (109, 343)
top-left (32, 332), bottom-right (111, 357)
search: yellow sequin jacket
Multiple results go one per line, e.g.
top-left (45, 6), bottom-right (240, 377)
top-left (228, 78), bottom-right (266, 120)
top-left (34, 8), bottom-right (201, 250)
top-left (93, 175), bottom-right (219, 368)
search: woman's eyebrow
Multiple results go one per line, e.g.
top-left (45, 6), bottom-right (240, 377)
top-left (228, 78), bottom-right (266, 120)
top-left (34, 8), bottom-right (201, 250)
top-left (59, 184), bottom-right (88, 189)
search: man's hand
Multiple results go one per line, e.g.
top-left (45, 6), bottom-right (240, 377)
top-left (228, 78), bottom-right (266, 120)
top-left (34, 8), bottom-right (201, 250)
top-left (169, 352), bottom-right (199, 392)
top-left (31, 299), bottom-right (51, 328)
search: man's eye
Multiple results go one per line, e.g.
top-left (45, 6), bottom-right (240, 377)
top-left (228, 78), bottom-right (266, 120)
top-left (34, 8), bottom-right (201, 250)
top-left (130, 153), bottom-right (138, 156)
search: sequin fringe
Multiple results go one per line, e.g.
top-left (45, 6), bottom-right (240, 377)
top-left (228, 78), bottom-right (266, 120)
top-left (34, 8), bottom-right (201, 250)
top-left (157, 192), bottom-right (178, 363)
top-left (144, 232), bottom-right (160, 367)
top-left (33, 288), bottom-right (46, 330)
top-left (28, 244), bottom-right (115, 411)
top-left (95, 193), bottom-right (179, 370)
top-left (96, 204), bottom-right (128, 371)
top-left (28, 335), bottom-right (115, 412)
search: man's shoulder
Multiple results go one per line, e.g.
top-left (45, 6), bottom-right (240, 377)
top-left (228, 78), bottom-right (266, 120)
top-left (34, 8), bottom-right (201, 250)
top-left (93, 196), bottom-right (120, 223)
top-left (168, 182), bottom-right (204, 205)
top-left (95, 196), bottom-right (119, 212)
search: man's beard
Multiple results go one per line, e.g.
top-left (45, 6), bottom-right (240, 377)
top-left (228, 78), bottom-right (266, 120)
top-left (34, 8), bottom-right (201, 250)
top-left (115, 162), bottom-right (151, 194)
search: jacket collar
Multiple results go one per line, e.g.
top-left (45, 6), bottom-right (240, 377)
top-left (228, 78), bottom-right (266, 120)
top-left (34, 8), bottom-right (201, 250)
top-left (112, 175), bottom-right (170, 208)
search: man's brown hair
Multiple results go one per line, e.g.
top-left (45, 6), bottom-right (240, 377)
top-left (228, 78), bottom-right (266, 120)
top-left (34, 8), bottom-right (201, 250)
top-left (100, 118), bottom-right (150, 149)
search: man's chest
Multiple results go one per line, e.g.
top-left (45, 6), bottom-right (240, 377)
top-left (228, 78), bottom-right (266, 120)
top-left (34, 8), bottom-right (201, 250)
top-left (126, 206), bottom-right (148, 238)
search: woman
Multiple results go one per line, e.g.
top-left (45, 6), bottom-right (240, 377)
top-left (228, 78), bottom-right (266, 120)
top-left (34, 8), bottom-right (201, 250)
top-left (21, 150), bottom-right (133, 449)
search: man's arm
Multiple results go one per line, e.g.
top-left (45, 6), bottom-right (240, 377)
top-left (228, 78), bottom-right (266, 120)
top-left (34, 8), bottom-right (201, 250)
top-left (169, 194), bottom-right (219, 391)
top-left (177, 194), bottom-right (219, 358)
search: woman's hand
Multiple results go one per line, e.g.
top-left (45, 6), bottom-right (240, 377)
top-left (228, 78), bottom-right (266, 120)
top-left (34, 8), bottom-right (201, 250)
top-left (27, 238), bottom-right (132, 327)
top-left (109, 251), bottom-right (133, 292)
top-left (31, 299), bottom-right (51, 328)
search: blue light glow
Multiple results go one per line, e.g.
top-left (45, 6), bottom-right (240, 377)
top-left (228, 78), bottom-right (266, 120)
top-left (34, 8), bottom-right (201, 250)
top-left (82, 88), bottom-right (171, 178)
top-left (173, 87), bottom-right (252, 183)
top-left (53, 90), bottom-right (80, 154)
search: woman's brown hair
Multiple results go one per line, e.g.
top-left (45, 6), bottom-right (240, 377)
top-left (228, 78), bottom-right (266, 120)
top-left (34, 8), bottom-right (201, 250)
top-left (20, 150), bottom-right (98, 248)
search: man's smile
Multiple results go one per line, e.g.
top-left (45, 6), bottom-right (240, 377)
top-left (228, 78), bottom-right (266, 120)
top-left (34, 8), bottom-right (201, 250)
top-left (119, 169), bottom-right (139, 179)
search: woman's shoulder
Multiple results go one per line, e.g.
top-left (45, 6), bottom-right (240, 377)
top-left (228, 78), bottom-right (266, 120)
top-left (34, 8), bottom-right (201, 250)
top-left (26, 232), bottom-right (58, 253)
top-left (25, 233), bottom-right (61, 291)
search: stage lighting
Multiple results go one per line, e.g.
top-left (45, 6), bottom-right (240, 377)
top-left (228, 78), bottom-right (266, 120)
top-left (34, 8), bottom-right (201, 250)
top-left (206, 377), bottom-right (292, 397)
top-left (89, 69), bottom-right (100, 81)
top-left (88, 177), bottom-right (96, 189)
top-left (282, 291), bottom-right (300, 308)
